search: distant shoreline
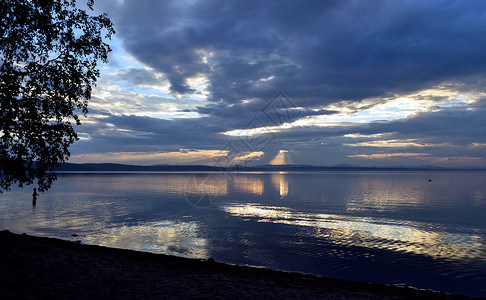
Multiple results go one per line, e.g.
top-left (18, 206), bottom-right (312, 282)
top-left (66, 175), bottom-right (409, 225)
top-left (55, 162), bottom-right (486, 172)
top-left (0, 230), bottom-right (476, 299)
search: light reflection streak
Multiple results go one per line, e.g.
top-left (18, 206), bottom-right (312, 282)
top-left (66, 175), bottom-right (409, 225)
top-left (344, 176), bottom-right (431, 212)
top-left (83, 220), bottom-right (209, 259)
top-left (270, 173), bottom-right (289, 198)
top-left (63, 174), bottom-right (229, 197)
top-left (222, 204), bottom-right (485, 260)
top-left (184, 174), bottom-right (229, 197)
top-left (232, 176), bottom-right (264, 195)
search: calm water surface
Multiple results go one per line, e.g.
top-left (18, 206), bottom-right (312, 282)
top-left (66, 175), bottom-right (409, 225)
top-left (1, 171), bottom-right (485, 297)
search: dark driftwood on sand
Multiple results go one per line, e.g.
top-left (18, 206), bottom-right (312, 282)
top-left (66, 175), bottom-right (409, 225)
top-left (0, 230), bottom-right (476, 299)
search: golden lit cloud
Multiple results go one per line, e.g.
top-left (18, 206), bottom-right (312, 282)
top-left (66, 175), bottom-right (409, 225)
top-left (232, 151), bottom-right (265, 164)
top-left (349, 153), bottom-right (430, 159)
top-left (471, 143), bottom-right (486, 147)
top-left (71, 149), bottom-right (228, 165)
top-left (71, 149), bottom-right (266, 166)
top-left (344, 139), bottom-right (452, 148)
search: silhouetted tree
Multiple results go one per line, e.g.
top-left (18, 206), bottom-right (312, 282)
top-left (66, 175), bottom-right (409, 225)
top-left (0, 0), bottom-right (114, 193)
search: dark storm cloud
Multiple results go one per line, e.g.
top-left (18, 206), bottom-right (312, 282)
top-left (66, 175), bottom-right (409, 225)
top-left (104, 0), bottom-right (486, 110)
top-left (78, 0), bottom-right (486, 166)
top-left (115, 68), bottom-right (167, 87)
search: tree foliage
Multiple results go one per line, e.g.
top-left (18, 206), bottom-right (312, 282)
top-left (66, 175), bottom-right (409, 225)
top-left (0, 0), bottom-right (114, 192)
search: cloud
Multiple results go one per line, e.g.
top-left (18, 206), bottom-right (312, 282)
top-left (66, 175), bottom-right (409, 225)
top-left (348, 153), bottom-right (430, 159)
top-left (70, 149), bottom-right (265, 166)
top-left (344, 139), bottom-right (452, 148)
top-left (70, 149), bottom-right (227, 165)
top-left (471, 143), bottom-right (486, 148)
top-left (71, 1), bottom-right (486, 167)
top-left (115, 67), bottom-right (168, 88)
top-left (104, 0), bottom-right (486, 107)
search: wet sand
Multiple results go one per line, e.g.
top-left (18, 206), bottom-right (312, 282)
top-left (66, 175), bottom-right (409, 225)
top-left (0, 230), bottom-right (478, 299)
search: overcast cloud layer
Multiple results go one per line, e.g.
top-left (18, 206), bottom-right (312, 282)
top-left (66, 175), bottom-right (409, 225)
top-left (70, 0), bottom-right (486, 167)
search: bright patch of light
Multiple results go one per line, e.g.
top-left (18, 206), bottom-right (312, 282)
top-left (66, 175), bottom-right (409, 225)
top-left (184, 73), bottom-right (211, 100)
top-left (471, 143), bottom-right (486, 147)
top-left (223, 123), bottom-right (292, 137)
top-left (221, 86), bottom-right (472, 137)
top-left (360, 97), bottom-right (436, 119)
top-left (270, 150), bottom-right (293, 165)
top-left (77, 133), bottom-right (92, 141)
top-left (260, 75), bottom-right (275, 82)
top-left (270, 174), bottom-right (289, 197)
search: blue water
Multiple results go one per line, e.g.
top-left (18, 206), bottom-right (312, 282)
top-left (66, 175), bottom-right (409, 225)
top-left (1, 171), bottom-right (485, 297)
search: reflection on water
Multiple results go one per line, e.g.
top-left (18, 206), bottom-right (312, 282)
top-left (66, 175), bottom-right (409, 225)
top-left (222, 204), bottom-right (485, 260)
top-left (346, 177), bottom-right (428, 211)
top-left (85, 220), bottom-right (209, 258)
top-left (1, 171), bottom-right (486, 297)
top-left (232, 175), bottom-right (264, 195)
top-left (184, 174), bottom-right (229, 207)
top-left (270, 173), bottom-right (289, 198)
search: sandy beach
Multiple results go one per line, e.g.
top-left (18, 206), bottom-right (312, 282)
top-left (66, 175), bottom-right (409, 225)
top-left (0, 230), bottom-right (480, 299)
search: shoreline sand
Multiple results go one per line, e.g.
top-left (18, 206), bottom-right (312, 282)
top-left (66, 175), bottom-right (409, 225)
top-left (0, 230), bottom-right (480, 299)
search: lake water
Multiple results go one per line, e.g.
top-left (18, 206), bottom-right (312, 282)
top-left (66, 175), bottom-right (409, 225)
top-left (1, 171), bottom-right (485, 297)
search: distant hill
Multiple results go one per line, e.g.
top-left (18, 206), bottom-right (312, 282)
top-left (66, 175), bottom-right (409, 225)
top-left (55, 163), bottom-right (486, 172)
top-left (55, 163), bottom-right (222, 172)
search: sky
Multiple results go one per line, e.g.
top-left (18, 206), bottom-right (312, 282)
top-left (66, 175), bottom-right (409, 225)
top-left (68, 0), bottom-right (486, 168)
